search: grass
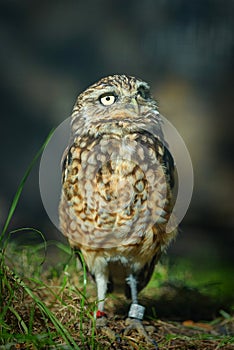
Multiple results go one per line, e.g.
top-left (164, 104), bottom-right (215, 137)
top-left (1, 242), bottom-right (233, 349)
top-left (0, 133), bottom-right (233, 349)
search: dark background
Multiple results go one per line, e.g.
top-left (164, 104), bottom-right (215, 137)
top-left (1, 1), bottom-right (233, 280)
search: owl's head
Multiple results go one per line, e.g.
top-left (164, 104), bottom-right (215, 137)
top-left (71, 75), bottom-right (158, 127)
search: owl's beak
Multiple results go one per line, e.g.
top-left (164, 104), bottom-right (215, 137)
top-left (125, 96), bottom-right (139, 114)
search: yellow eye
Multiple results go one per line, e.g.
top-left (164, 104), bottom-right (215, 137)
top-left (99, 94), bottom-right (116, 106)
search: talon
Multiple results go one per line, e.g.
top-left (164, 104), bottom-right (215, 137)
top-left (98, 325), bottom-right (116, 341)
top-left (96, 316), bottom-right (108, 327)
top-left (124, 318), bottom-right (158, 349)
top-left (95, 320), bottom-right (118, 342)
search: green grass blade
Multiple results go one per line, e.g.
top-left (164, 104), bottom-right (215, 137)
top-left (3, 227), bottom-right (47, 262)
top-left (1, 129), bottom-right (55, 241)
top-left (8, 306), bottom-right (29, 334)
top-left (14, 275), bottom-right (80, 349)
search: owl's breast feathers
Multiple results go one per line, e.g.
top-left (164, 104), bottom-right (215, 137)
top-left (59, 122), bottom-right (176, 257)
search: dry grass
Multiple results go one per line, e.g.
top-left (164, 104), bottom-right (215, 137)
top-left (0, 242), bottom-right (233, 350)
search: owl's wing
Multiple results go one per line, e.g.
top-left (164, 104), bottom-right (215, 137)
top-left (162, 142), bottom-right (175, 190)
top-left (136, 128), bottom-right (175, 190)
top-left (60, 146), bottom-right (69, 183)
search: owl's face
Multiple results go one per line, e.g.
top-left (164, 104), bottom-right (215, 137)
top-left (73, 75), bottom-right (158, 123)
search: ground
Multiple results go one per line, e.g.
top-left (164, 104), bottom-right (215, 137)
top-left (0, 240), bottom-right (233, 350)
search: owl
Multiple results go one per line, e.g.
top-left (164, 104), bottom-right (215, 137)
top-left (59, 74), bottom-right (177, 346)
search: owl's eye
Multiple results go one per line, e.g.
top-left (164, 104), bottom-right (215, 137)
top-left (137, 86), bottom-right (150, 100)
top-left (99, 93), bottom-right (116, 106)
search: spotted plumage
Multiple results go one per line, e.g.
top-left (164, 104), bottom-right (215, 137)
top-left (59, 74), bottom-right (177, 346)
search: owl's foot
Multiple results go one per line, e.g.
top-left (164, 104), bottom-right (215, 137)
top-left (124, 318), bottom-right (158, 349)
top-left (96, 314), bottom-right (108, 327)
top-left (96, 314), bottom-right (120, 342)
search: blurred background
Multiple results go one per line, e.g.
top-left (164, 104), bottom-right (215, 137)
top-left (1, 1), bottom-right (233, 295)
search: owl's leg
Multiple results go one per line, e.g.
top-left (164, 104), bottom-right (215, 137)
top-left (126, 274), bottom-right (145, 318)
top-left (95, 272), bottom-right (118, 341)
top-left (124, 274), bottom-right (158, 349)
top-left (95, 272), bottom-right (108, 326)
